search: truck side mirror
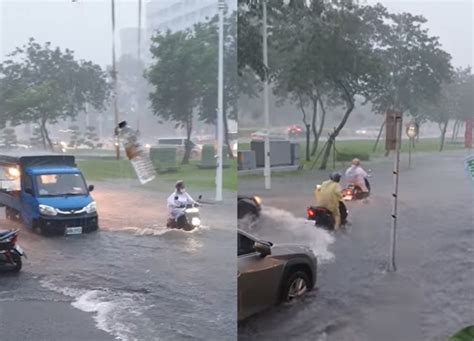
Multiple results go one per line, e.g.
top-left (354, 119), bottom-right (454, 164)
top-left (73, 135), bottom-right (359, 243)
top-left (88, 185), bottom-right (95, 192)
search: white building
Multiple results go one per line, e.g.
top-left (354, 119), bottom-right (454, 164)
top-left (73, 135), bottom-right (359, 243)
top-left (119, 27), bottom-right (146, 58)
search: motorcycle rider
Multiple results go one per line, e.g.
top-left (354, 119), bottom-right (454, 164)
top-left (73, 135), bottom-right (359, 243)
top-left (167, 180), bottom-right (197, 224)
top-left (315, 172), bottom-right (347, 229)
top-left (345, 158), bottom-right (370, 195)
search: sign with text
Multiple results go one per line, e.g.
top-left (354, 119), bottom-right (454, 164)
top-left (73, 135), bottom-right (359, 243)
top-left (386, 110), bottom-right (402, 151)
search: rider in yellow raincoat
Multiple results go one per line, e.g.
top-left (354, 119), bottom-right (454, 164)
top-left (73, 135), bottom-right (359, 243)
top-left (314, 173), bottom-right (343, 229)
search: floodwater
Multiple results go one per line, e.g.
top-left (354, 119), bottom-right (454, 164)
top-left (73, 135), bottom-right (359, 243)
top-left (238, 151), bottom-right (473, 341)
top-left (0, 184), bottom-right (237, 341)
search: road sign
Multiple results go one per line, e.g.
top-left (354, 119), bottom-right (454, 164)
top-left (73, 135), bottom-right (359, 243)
top-left (465, 154), bottom-right (474, 183)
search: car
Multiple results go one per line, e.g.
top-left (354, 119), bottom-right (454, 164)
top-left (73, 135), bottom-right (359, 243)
top-left (238, 195), bottom-right (262, 220)
top-left (287, 124), bottom-right (303, 138)
top-left (238, 229), bottom-right (318, 321)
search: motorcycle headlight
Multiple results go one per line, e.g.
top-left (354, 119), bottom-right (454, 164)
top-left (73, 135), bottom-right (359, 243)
top-left (254, 196), bottom-right (262, 205)
top-left (191, 217), bottom-right (201, 226)
top-left (85, 201), bottom-right (97, 214)
top-left (39, 204), bottom-right (58, 216)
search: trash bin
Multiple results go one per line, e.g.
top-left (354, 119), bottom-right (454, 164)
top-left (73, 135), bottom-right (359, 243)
top-left (290, 142), bottom-right (300, 165)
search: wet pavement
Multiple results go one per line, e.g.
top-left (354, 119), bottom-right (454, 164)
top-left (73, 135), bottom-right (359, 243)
top-left (238, 151), bottom-right (473, 341)
top-left (0, 183), bottom-right (236, 341)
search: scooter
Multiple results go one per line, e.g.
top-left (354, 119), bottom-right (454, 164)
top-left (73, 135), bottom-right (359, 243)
top-left (308, 186), bottom-right (348, 230)
top-left (0, 229), bottom-right (26, 272)
top-left (342, 171), bottom-right (372, 201)
top-left (166, 195), bottom-right (202, 231)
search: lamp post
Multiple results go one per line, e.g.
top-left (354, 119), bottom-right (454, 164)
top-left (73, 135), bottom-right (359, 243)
top-left (111, 0), bottom-right (120, 160)
top-left (262, 0), bottom-right (271, 190)
top-left (215, 0), bottom-right (225, 202)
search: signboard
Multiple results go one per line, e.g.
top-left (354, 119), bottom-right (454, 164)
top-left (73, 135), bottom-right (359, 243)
top-left (386, 110), bottom-right (402, 151)
top-left (465, 154), bottom-right (474, 183)
top-left (406, 120), bottom-right (419, 138)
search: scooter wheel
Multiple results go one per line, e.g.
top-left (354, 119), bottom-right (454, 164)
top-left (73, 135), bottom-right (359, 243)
top-left (9, 253), bottom-right (22, 272)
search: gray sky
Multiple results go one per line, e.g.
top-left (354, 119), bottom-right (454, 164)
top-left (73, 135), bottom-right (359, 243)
top-left (1, 0), bottom-right (473, 68)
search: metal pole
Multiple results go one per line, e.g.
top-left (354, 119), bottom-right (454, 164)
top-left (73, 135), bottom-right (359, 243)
top-left (215, 0), bottom-right (225, 201)
top-left (263, 0), bottom-right (271, 189)
top-left (111, 0), bottom-right (120, 160)
top-left (136, 0), bottom-right (142, 131)
top-left (389, 112), bottom-right (402, 272)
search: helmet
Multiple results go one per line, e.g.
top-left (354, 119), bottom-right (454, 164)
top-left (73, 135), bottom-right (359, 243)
top-left (352, 158), bottom-right (360, 166)
top-left (175, 180), bottom-right (185, 190)
top-left (330, 172), bottom-right (342, 183)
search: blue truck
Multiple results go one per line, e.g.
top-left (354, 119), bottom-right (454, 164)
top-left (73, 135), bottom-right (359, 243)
top-left (0, 155), bottom-right (98, 235)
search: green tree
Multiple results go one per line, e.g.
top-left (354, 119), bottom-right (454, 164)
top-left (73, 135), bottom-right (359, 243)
top-left (0, 38), bottom-right (111, 150)
top-left (147, 29), bottom-right (215, 164)
top-left (84, 126), bottom-right (102, 149)
top-left (0, 128), bottom-right (18, 149)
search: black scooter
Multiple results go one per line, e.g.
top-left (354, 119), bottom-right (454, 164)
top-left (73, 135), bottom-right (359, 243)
top-left (0, 230), bottom-right (26, 272)
top-left (307, 202), bottom-right (348, 230)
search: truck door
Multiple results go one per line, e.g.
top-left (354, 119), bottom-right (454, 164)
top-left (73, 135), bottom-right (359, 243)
top-left (20, 174), bottom-right (36, 228)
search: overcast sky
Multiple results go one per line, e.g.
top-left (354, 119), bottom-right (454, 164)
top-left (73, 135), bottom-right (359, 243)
top-left (0, 0), bottom-right (473, 68)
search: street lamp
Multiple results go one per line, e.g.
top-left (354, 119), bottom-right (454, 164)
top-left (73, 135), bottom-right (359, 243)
top-left (262, 0), bottom-right (271, 190)
top-left (215, 0), bottom-right (225, 202)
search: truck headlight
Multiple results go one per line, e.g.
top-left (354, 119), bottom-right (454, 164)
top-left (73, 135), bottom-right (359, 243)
top-left (39, 204), bottom-right (58, 216)
top-left (85, 201), bottom-right (97, 214)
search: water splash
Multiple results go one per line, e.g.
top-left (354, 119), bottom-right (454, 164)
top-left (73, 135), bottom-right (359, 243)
top-left (238, 206), bottom-right (335, 263)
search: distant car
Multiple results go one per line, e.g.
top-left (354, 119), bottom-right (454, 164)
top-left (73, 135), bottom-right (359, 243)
top-left (355, 127), bottom-right (379, 138)
top-left (238, 229), bottom-right (318, 321)
top-left (238, 195), bottom-right (262, 220)
top-left (287, 125), bottom-right (303, 138)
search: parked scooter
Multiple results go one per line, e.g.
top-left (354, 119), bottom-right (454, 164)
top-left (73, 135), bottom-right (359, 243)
top-left (0, 229), bottom-right (26, 272)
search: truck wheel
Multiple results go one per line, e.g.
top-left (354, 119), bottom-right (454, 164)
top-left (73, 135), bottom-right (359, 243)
top-left (281, 270), bottom-right (311, 302)
top-left (9, 253), bottom-right (22, 272)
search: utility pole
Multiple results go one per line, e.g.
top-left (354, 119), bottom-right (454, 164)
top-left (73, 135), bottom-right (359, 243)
top-left (111, 0), bottom-right (120, 160)
top-left (215, 0), bottom-right (225, 201)
top-left (136, 0), bottom-right (142, 131)
top-left (263, 0), bottom-right (271, 189)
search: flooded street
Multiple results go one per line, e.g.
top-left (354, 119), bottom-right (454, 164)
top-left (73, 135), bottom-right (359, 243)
top-left (0, 183), bottom-right (236, 341)
top-left (238, 151), bottom-right (473, 341)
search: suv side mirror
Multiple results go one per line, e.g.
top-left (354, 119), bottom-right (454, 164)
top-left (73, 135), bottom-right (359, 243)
top-left (255, 242), bottom-right (271, 257)
top-left (88, 185), bottom-right (95, 192)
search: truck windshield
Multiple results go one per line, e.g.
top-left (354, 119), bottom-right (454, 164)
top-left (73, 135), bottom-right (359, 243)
top-left (35, 173), bottom-right (88, 197)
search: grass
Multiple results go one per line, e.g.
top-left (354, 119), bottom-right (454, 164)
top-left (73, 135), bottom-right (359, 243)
top-left (77, 159), bottom-right (237, 191)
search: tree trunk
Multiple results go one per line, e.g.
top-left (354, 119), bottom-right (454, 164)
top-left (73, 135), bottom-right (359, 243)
top-left (451, 119), bottom-right (459, 142)
top-left (439, 120), bottom-right (448, 152)
top-left (373, 119), bottom-right (385, 152)
top-left (317, 96), bottom-right (327, 151)
top-left (297, 95), bottom-right (311, 162)
top-left (310, 97), bottom-right (318, 156)
top-left (320, 84), bottom-right (355, 170)
top-left (40, 118), bottom-right (53, 150)
top-left (305, 124), bottom-right (311, 162)
top-left (182, 118), bottom-right (193, 165)
top-left (223, 113), bottom-right (234, 159)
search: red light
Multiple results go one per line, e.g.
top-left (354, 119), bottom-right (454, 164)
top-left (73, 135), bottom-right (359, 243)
top-left (307, 208), bottom-right (315, 217)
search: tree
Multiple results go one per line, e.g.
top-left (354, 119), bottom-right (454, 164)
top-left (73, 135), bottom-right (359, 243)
top-left (147, 30), bottom-right (211, 164)
top-left (194, 11), bottom-right (251, 159)
top-left (84, 126), bottom-right (102, 149)
top-left (0, 128), bottom-right (18, 149)
top-left (0, 38), bottom-right (111, 150)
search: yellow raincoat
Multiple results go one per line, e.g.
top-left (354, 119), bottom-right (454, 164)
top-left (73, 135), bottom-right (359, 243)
top-left (314, 180), bottom-right (342, 228)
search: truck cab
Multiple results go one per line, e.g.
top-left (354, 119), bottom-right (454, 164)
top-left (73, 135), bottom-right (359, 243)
top-left (0, 155), bottom-right (98, 235)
